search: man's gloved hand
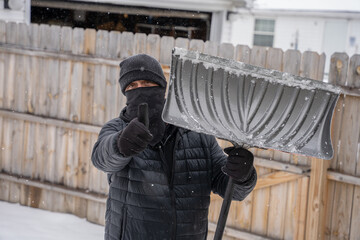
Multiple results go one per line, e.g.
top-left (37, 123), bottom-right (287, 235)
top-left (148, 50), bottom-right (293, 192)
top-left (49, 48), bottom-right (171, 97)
top-left (222, 147), bottom-right (254, 182)
top-left (117, 104), bottom-right (153, 157)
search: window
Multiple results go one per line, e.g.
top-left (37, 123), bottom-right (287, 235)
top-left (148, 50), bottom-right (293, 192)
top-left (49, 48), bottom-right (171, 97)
top-left (253, 19), bottom-right (275, 47)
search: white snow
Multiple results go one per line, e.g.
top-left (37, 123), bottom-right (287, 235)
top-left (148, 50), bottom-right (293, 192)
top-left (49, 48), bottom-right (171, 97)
top-left (0, 201), bottom-right (104, 240)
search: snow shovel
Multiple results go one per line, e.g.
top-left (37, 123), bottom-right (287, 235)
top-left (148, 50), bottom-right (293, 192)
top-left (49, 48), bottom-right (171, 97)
top-left (162, 47), bottom-right (341, 239)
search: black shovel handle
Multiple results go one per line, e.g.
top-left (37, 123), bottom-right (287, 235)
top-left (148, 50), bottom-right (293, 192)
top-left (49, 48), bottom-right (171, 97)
top-left (214, 143), bottom-right (250, 240)
top-left (137, 103), bottom-right (149, 129)
top-left (213, 177), bottom-right (234, 240)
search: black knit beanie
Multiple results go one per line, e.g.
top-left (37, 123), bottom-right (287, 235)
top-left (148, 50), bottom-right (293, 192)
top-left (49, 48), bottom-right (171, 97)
top-left (119, 54), bottom-right (167, 94)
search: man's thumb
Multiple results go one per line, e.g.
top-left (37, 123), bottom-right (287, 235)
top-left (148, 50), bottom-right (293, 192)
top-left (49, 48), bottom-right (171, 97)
top-left (137, 103), bottom-right (149, 129)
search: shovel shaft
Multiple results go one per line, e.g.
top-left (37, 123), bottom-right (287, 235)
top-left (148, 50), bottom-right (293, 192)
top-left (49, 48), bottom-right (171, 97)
top-left (214, 177), bottom-right (234, 240)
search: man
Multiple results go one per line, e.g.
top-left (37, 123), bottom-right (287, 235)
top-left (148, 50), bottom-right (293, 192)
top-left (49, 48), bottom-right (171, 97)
top-left (91, 54), bottom-right (257, 240)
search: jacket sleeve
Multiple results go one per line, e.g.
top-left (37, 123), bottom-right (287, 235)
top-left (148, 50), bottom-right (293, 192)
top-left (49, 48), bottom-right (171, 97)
top-left (91, 118), bottom-right (132, 173)
top-left (209, 136), bottom-right (257, 201)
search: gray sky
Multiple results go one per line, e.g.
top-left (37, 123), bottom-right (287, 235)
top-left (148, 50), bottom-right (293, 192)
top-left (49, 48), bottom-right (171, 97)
top-left (255, 0), bottom-right (360, 11)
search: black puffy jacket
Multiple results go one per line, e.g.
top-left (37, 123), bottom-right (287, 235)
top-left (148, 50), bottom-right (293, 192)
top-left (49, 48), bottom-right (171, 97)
top-left (91, 117), bottom-right (257, 240)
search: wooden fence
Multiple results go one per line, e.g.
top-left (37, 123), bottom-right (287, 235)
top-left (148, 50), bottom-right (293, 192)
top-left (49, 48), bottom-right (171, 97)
top-left (0, 20), bottom-right (359, 240)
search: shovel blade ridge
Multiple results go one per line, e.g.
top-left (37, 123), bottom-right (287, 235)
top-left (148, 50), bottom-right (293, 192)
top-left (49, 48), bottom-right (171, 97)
top-left (162, 48), bottom-right (341, 160)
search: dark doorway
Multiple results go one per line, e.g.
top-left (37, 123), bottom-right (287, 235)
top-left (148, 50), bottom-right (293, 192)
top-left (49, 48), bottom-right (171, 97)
top-left (31, 1), bottom-right (211, 41)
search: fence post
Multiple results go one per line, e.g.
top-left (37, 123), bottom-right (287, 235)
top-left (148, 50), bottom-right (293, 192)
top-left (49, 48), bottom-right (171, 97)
top-left (305, 52), bottom-right (330, 240)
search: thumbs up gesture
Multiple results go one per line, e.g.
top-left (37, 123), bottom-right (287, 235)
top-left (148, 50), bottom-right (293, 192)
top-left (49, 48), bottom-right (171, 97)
top-left (117, 103), bottom-right (153, 157)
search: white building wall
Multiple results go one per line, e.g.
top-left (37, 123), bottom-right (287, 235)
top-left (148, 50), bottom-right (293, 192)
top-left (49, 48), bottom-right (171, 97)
top-left (0, 0), bottom-right (30, 24)
top-left (229, 13), bottom-right (254, 46)
top-left (220, 15), bottom-right (234, 44)
top-left (346, 20), bottom-right (360, 56)
top-left (228, 13), bottom-right (327, 52)
top-left (226, 10), bottom-right (360, 76)
top-left (274, 17), bottom-right (325, 53)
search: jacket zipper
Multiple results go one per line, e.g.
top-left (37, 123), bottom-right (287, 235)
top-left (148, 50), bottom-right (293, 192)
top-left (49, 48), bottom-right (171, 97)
top-left (158, 132), bottom-right (181, 240)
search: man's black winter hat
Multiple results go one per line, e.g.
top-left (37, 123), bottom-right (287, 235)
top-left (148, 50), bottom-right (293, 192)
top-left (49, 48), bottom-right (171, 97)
top-left (119, 54), bottom-right (167, 93)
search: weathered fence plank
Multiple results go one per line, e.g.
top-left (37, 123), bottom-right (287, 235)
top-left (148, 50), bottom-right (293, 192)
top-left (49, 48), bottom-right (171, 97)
top-left (4, 51), bottom-right (15, 110)
top-left (46, 126), bottom-right (61, 209)
top-left (96, 30), bottom-right (109, 58)
top-left (317, 53), bottom-right (326, 81)
top-left (58, 26), bottom-right (73, 119)
top-left (329, 52), bottom-right (349, 86)
top-left (0, 51), bottom-right (4, 108)
top-left (80, 28), bottom-right (96, 124)
top-left (281, 50), bottom-right (301, 165)
top-left (107, 32), bottom-right (121, 122)
top-left (89, 135), bottom-right (100, 191)
top-left (120, 32), bottom-right (134, 59)
top-left (105, 33), bottom-right (118, 123)
top-left (283, 180), bottom-right (296, 239)
top-left (283, 50), bottom-right (301, 76)
top-left (189, 39), bottom-right (204, 52)
top-left (69, 28), bottom-right (85, 122)
top-left (54, 127), bottom-right (67, 184)
top-left (15, 23), bottom-right (30, 113)
top-left (350, 186), bottom-right (360, 239)
top-left (5, 22), bottom-right (17, 45)
top-left (2, 119), bottom-right (12, 173)
top-left (30, 23), bottom-right (40, 49)
top-left (17, 23), bottom-right (31, 47)
top-left (277, 49), bottom-right (300, 238)
top-left (78, 132), bottom-right (91, 189)
top-left (34, 123), bottom-right (46, 180)
top-left (105, 66), bottom-right (118, 123)
top-left (9, 182), bottom-right (21, 203)
top-left (218, 43), bottom-right (234, 59)
top-left (146, 34), bottom-right (160, 60)
top-left (37, 25), bottom-right (49, 116)
top-left (0, 180), bottom-right (10, 201)
top-left (0, 117), bottom-right (3, 169)
top-left (27, 24), bottom-right (40, 114)
top-left (92, 31), bottom-right (108, 125)
top-left (347, 54), bottom-right (360, 88)
top-left (235, 45), bottom-right (250, 63)
top-left (109, 31), bottom-right (122, 59)
top-left (11, 120), bottom-right (24, 175)
top-left (265, 48), bottom-right (283, 71)
top-left (250, 46), bottom-right (267, 68)
top-left (203, 41), bottom-right (218, 56)
top-left (264, 47), bottom-right (287, 239)
top-left (47, 25), bottom-right (61, 117)
top-left (301, 51), bottom-right (320, 79)
top-left (296, 177), bottom-right (309, 239)
top-left (303, 50), bottom-right (330, 239)
top-left (44, 125), bottom-right (56, 182)
top-left (159, 36), bottom-right (174, 65)
top-left (249, 46), bottom-right (271, 236)
top-left (66, 130), bottom-right (80, 188)
top-left (0, 21), bottom-right (6, 42)
top-left (175, 37), bottom-right (189, 49)
top-left (134, 33), bottom-right (147, 54)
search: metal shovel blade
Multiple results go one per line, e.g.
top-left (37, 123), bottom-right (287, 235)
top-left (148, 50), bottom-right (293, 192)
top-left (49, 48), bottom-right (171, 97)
top-left (162, 48), bottom-right (341, 160)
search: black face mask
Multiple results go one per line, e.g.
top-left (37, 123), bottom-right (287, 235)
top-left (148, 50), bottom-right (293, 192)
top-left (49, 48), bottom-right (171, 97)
top-left (121, 86), bottom-right (166, 146)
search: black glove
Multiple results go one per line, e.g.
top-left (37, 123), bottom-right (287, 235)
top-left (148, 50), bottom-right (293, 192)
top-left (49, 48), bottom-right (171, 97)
top-left (117, 104), bottom-right (153, 157)
top-left (222, 147), bottom-right (254, 182)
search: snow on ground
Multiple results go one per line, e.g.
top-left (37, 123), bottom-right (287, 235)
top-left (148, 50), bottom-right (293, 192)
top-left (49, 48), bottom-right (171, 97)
top-left (0, 201), bottom-right (104, 240)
